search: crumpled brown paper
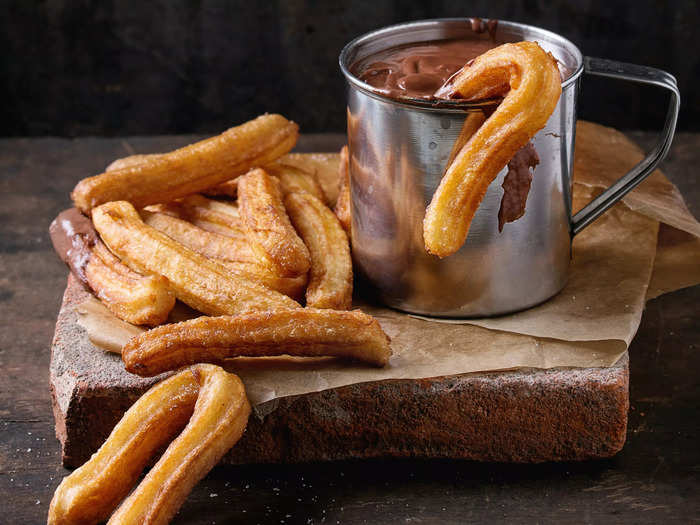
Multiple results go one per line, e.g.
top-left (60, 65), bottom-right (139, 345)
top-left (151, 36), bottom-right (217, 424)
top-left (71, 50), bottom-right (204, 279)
top-left (76, 121), bottom-right (700, 406)
top-left (648, 225), bottom-right (700, 300)
top-left (573, 122), bottom-right (700, 238)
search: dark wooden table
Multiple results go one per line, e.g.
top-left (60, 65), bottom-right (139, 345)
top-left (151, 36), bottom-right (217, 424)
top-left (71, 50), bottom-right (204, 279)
top-left (1, 132), bottom-right (698, 524)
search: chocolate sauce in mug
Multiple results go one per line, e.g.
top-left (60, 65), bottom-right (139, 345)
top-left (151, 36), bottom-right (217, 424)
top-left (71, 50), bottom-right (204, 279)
top-left (353, 39), bottom-right (498, 100)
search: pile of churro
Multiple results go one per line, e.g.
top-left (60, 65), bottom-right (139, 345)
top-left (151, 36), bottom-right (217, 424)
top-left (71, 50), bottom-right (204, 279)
top-left (48, 113), bottom-right (388, 524)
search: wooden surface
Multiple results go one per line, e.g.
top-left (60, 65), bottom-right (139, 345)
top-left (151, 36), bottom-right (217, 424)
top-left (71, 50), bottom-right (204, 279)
top-left (1, 132), bottom-right (699, 523)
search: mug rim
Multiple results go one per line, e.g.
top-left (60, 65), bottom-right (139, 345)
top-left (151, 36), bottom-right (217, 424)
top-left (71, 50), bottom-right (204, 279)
top-left (339, 17), bottom-right (584, 111)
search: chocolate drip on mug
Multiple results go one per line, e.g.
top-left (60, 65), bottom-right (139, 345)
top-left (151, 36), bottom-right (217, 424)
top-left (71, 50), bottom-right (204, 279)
top-left (498, 142), bottom-right (540, 231)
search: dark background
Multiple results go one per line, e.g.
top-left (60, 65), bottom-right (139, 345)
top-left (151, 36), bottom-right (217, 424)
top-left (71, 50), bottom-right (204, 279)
top-left (1, 0), bottom-right (697, 137)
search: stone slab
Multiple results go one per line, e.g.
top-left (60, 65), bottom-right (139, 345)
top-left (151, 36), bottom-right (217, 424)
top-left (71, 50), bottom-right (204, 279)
top-left (50, 274), bottom-right (628, 468)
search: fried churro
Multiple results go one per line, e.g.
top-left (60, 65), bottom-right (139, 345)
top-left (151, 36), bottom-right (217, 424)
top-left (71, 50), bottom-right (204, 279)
top-left (92, 201), bottom-right (300, 315)
top-left (72, 114), bottom-right (298, 213)
top-left (285, 191), bottom-right (352, 309)
top-left (333, 145), bottom-right (352, 234)
top-left (266, 163), bottom-right (327, 202)
top-left (424, 42), bottom-right (561, 257)
top-left (141, 209), bottom-right (256, 264)
top-left (238, 168), bottom-right (311, 276)
top-left (277, 153), bottom-right (341, 205)
top-left (86, 241), bottom-right (175, 326)
top-left (140, 210), bottom-right (307, 299)
top-left (49, 208), bottom-right (175, 325)
top-left (123, 309), bottom-right (392, 376)
top-left (148, 194), bottom-right (247, 240)
top-left (48, 364), bottom-right (250, 525)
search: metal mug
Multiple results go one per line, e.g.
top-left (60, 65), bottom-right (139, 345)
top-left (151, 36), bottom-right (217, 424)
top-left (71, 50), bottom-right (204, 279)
top-left (339, 18), bottom-right (680, 317)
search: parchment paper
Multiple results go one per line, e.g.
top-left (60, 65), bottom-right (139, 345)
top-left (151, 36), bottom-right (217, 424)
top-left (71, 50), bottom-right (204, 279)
top-left (573, 122), bottom-right (700, 237)
top-left (77, 295), bottom-right (626, 405)
top-left (75, 121), bottom-right (700, 406)
top-left (647, 225), bottom-right (700, 300)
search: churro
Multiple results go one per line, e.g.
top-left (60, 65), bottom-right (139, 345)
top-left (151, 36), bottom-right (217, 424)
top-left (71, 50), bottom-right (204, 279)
top-left (286, 191), bottom-right (352, 309)
top-left (92, 201), bottom-right (299, 315)
top-left (49, 208), bottom-right (175, 325)
top-left (333, 145), bottom-right (352, 233)
top-left (148, 194), bottom-right (247, 239)
top-left (86, 241), bottom-right (175, 326)
top-left (72, 114), bottom-right (298, 213)
top-left (123, 309), bottom-right (392, 376)
top-left (266, 163), bottom-right (327, 202)
top-left (277, 152), bottom-right (341, 204)
top-left (140, 210), bottom-right (307, 298)
top-left (424, 42), bottom-right (561, 256)
top-left (141, 209), bottom-right (256, 264)
top-left (238, 168), bottom-right (311, 276)
top-left (48, 364), bottom-right (250, 525)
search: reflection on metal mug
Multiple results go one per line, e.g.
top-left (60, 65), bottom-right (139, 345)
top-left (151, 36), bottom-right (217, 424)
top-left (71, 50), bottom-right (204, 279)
top-left (339, 18), bottom-right (679, 317)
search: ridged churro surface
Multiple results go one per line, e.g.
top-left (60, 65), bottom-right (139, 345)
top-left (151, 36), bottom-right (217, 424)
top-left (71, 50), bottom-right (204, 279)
top-left (72, 114), bottom-right (298, 213)
top-left (123, 309), bottom-right (392, 376)
top-left (424, 42), bottom-right (561, 257)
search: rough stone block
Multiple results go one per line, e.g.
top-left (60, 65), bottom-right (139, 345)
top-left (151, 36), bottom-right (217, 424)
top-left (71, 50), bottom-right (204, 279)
top-left (51, 275), bottom-right (628, 468)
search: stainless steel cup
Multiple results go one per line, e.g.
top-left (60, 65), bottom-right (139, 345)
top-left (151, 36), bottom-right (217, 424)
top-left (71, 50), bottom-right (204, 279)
top-left (339, 18), bottom-right (679, 317)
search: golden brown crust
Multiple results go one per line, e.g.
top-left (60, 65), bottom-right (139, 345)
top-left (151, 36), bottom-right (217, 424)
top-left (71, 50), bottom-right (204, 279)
top-left (237, 168), bottom-right (311, 276)
top-left (140, 210), bottom-right (308, 299)
top-left (106, 153), bottom-right (161, 172)
top-left (219, 260), bottom-right (308, 301)
top-left (92, 201), bottom-right (300, 316)
top-left (140, 209), bottom-right (257, 264)
top-left (424, 42), bottom-right (562, 257)
top-left (85, 241), bottom-right (175, 326)
top-left (48, 364), bottom-right (250, 525)
top-left (122, 309), bottom-right (392, 375)
top-left (265, 163), bottom-right (327, 202)
top-left (276, 152), bottom-right (341, 205)
top-left (72, 114), bottom-right (298, 213)
top-left (333, 145), bottom-right (352, 234)
top-left (148, 194), bottom-right (247, 239)
top-left (285, 191), bottom-right (352, 309)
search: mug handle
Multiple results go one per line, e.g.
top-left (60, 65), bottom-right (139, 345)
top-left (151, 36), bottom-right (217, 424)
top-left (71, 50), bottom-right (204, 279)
top-left (570, 56), bottom-right (680, 235)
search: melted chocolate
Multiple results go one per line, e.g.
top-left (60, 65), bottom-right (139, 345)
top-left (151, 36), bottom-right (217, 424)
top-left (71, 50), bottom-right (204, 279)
top-left (352, 19), bottom-right (569, 101)
top-left (468, 17), bottom-right (498, 38)
top-left (498, 142), bottom-right (540, 231)
top-left (354, 38), bottom-right (498, 100)
top-left (49, 208), bottom-right (97, 285)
